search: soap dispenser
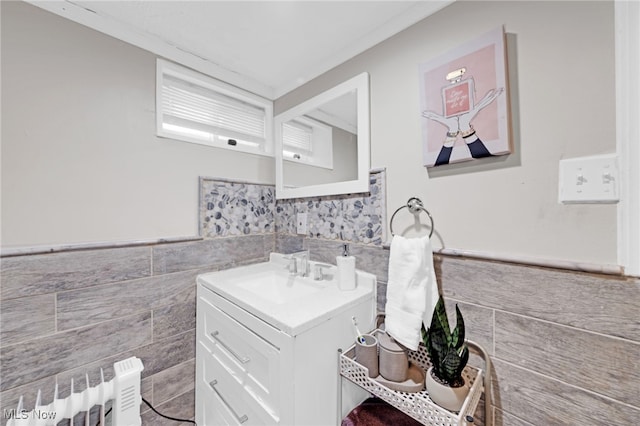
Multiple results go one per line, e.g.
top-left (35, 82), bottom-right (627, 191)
top-left (336, 244), bottom-right (356, 291)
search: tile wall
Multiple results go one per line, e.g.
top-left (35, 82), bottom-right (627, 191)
top-left (2, 170), bottom-right (639, 425)
top-left (0, 236), bottom-right (274, 425)
top-left (438, 257), bottom-right (640, 425)
top-left (200, 170), bottom-right (387, 245)
top-left (273, 171), bottom-right (387, 245)
top-left (292, 235), bottom-right (640, 425)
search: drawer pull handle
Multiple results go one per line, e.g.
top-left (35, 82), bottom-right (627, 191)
top-left (211, 331), bottom-right (251, 364)
top-left (209, 380), bottom-right (249, 424)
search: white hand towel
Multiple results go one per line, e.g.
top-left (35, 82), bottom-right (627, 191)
top-left (384, 234), bottom-right (439, 351)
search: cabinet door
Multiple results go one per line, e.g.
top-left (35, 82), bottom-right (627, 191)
top-left (198, 296), bottom-right (282, 422)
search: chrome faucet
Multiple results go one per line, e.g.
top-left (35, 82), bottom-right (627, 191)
top-left (313, 263), bottom-right (333, 281)
top-left (287, 250), bottom-right (309, 277)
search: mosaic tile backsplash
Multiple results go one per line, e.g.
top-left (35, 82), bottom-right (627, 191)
top-left (275, 171), bottom-right (386, 245)
top-left (199, 170), bottom-right (386, 245)
top-left (200, 179), bottom-right (276, 237)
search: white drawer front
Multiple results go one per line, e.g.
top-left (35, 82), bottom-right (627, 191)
top-left (199, 379), bottom-right (241, 426)
top-left (199, 371), bottom-right (267, 426)
top-left (199, 341), bottom-right (279, 425)
top-left (198, 297), bottom-right (281, 421)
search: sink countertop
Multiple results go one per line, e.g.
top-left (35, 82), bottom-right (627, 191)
top-left (197, 253), bottom-right (376, 336)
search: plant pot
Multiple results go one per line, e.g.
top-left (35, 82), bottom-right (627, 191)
top-left (425, 367), bottom-right (470, 412)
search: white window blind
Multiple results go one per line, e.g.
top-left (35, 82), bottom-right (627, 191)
top-left (281, 116), bottom-right (333, 168)
top-left (282, 120), bottom-right (313, 154)
top-left (157, 60), bottom-right (273, 156)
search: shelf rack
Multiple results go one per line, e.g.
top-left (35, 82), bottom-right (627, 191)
top-left (338, 331), bottom-right (486, 426)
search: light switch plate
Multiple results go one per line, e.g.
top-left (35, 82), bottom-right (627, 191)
top-left (559, 154), bottom-right (619, 204)
top-left (296, 212), bottom-right (308, 235)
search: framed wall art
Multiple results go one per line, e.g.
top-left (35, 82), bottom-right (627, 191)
top-left (419, 26), bottom-right (511, 167)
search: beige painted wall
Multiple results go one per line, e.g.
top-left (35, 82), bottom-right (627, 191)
top-left (1, 2), bottom-right (275, 248)
top-left (276, 1), bottom-right (618, 267)
top-left (3, 1), bottom-right (619, 268)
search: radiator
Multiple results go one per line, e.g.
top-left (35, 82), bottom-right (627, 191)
top-left (5, 357), bottom-right (144, 426)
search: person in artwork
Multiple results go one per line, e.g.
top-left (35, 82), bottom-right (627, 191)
top-left (423, 87), bottom-right (504, 166)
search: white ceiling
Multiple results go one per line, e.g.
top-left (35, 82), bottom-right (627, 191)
top-left (29, 1), bottom-right (453, 99)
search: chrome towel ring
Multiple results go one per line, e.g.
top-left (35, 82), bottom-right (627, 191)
top-left (389, 197), bottom-right (434, 238)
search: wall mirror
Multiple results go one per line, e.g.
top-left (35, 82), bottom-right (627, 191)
top-left (275, 73), bottom-right (370, 199)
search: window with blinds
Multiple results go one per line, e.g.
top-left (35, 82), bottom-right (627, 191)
top-left (281, 116), bottom-right (333, 169)
top-left (156, 59), bottom-right (273, 156)
top-left (282, 120), bottom-right (313, 159)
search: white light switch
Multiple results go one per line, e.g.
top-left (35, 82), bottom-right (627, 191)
top-left (559, 154), bottom-right (619, 204)
top-left (296, 212), bottom-right (308, 234)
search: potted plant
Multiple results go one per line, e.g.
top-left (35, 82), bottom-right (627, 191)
top-left (422, 295), bottom-right (470, 411)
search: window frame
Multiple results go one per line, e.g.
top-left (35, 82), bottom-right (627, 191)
top-left (156, 58), bottom-right (274, 157)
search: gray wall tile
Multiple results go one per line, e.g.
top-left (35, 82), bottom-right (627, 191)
top-left (495, 311), bottom-right (640, 407)
top-left (153, 297), bottom-right (196, 341)
top-left (1, 247), bottom-right (151, 300)
top-left (275, 234), bottom-right (304, 254)
top-left (57, 270), bottom-right (197, 330)
top-left (152, 235), bottom-right (271, 274)
top-left (492, 360), bottom-right (640, 425)
top-left (56, 358), bottom-right (118, 397)
top-left (151, 359), bottom-right (195, 405)
top-left (141, 389), bottom-right (194, 425)
top-left (56, 352), bottom-right (137, 398)
top-left (141, 377), bottom-right (153, 408)
top-left (0, 293), bottom-right (55, 345)
top-left (53, 331), bottom-right (195, 396)
top-left (152, 240), bottom-right (216, 274)
top-left (263, 233), bottom-right (276, 258)
top-left (447, 300), bottom-right (494, 357)
top-left (351, 244), bottom-right (389, 281)
top-left (376, 280), bottom-right (387, 313)
top-left (494, 409), bottom-right (535, 426)
top-left (0, 375), bottom-right (57, 417)
top-left (439, 255), bottom-right (640, 342)
top-left (136, 330), bottom-right (195, 378)
top-left (54, 331), bottom-right (194, 390)
top-left (1, 312), bottom-right (152, 391)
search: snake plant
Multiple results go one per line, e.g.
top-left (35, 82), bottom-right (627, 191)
top-left (422, 295), bottom-right (469, 387)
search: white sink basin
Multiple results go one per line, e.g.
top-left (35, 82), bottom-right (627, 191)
top-left (197, 253), bottom-right (376, 336)
top-left (234, 269), bottom-right (324, 304)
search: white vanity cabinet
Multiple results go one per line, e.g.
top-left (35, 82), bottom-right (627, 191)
top-left (197, 290), bottom-right (282, 425)
top-left (195, 255), bottom-right (376, 426)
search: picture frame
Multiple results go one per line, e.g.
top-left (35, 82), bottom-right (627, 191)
top-left (419, 26), bottom-right (511, 167)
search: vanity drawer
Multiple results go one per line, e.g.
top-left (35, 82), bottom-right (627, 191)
top-left (199, 371), bottom-right (267, 426)
top-left (199, 379), bottom-right (241, 426)
top-left (198, 283), bottom-right (284, 346)
top-left (198, 296), bottom-right (281, 420)
top-left (198, 341), bottom-right (279, 425)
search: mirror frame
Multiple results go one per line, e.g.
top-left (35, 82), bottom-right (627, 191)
top-left (275, 72), bottom-right (370, 199)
